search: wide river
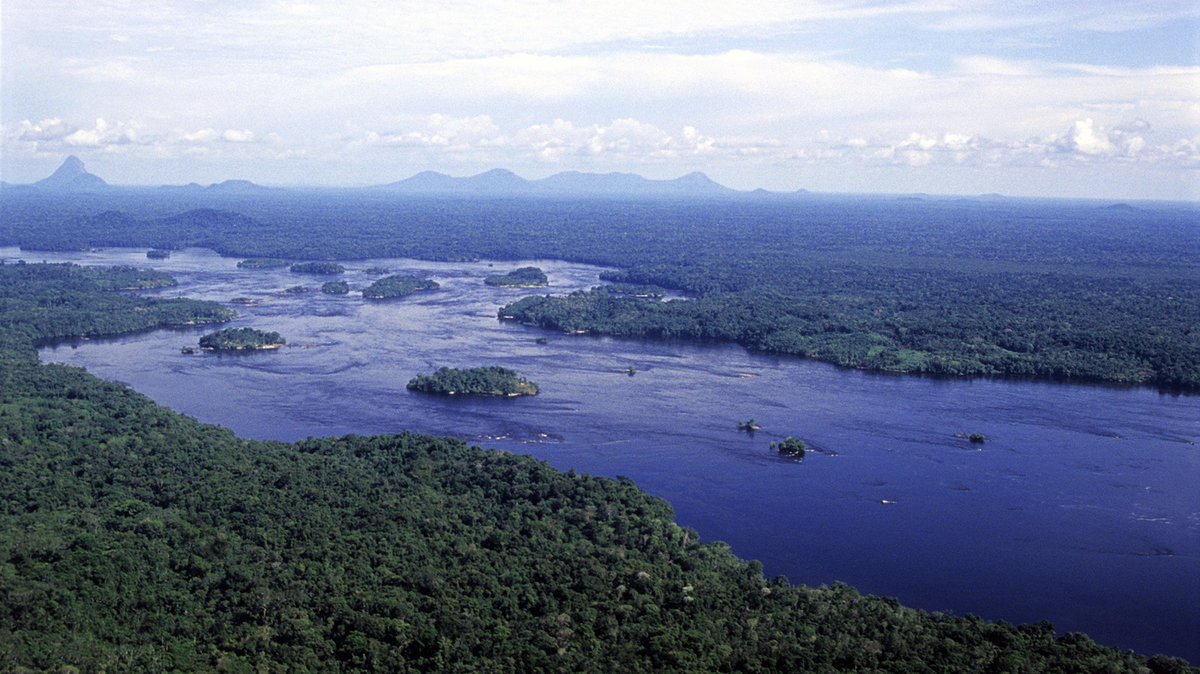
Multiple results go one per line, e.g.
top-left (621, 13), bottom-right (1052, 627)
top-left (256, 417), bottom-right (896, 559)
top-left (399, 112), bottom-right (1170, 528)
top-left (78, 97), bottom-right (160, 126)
top-left (24, 247), bottom-right (1199, 661)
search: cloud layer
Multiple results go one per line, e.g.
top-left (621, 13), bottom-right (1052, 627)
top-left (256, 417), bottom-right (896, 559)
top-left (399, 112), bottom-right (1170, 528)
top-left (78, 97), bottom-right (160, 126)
top-left (3, 0), bottom-right (1198, 197)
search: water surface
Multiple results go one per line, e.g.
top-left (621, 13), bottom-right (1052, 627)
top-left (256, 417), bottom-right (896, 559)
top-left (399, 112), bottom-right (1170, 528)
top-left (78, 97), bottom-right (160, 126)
top-left (25, 247), bottom-right (1199, 661)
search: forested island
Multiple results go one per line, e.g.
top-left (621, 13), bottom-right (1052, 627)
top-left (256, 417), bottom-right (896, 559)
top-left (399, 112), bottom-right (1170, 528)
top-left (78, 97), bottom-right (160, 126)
top-left (407, 366), bottom-right (539, 396)
top-left (485, 265), bottom-right (549, 287)
top-left (0, 261), bottom-right (1193, 672)
top-left (290, 261), bottom-right (345, 274)
top-left (145, 248), bottom-right (171, 259)
top-left (321, 280), bottom-right (350, 294)
top-left (773, 437), bottom-right (807, 457)
top-left (198, 326), bottom-right (285, 351)
top-left (363, 274), bottom-right (440, 299)
top-left (237, 257), bottom-right (289, 269)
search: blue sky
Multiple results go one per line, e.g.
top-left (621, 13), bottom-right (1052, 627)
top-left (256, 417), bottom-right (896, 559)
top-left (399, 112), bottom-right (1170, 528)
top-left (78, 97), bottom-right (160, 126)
top-left (3, 1), bottom-right (1198, 199)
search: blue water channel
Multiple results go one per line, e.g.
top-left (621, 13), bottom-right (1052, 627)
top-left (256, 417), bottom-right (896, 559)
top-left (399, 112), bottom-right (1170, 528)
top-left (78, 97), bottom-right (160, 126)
top-left (26, 246), bottom-right (1199, 662)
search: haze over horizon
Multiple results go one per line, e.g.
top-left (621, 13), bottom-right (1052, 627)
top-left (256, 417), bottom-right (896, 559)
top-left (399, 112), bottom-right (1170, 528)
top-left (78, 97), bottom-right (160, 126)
top-left (3, 1), bottom-right (1198, 200)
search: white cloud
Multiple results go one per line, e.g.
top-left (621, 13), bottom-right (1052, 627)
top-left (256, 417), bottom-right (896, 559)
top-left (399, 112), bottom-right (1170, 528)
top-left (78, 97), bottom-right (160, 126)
top-left (221, 129), bottom-right (256, 143)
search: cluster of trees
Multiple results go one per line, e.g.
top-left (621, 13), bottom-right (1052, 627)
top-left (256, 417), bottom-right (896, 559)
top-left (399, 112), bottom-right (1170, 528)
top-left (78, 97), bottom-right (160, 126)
top-left (0, 262), bottom-right (1193, 671)
top-left (773, 437), bottom-right (807, 457)
top-left (485, 266), bottom-right (549, 287)
top-left (198, 327), bottom-right (285, 351)
top-left (363, 274), bottom-right (440, 299)
top-left (322, 280), bottom-right (350, 295)
top-left (2, 193), bottom-right (1193, 387)
top-left (290, 261), bottom-right (345, 274)
top-left (407, 366), bottom-right (538, 396)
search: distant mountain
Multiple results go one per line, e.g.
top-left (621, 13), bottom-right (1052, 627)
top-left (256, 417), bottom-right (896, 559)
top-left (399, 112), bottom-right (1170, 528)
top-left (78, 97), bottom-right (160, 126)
top-left (377, 169), bottom-right (527, 195)
top-left (157, 179), bottom-right (283, 193)
top-left (376, 169), bottom-right (739, 197)
top-left (30, 156), bottom-right (109, 192)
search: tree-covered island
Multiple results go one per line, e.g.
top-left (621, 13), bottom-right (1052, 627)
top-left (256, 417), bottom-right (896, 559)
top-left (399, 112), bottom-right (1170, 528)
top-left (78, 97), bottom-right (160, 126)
top-left (484, 266), bottom-right (549, 287)
top-left (237, 258), bottom-right (290, 269)
top-left (289, 261), bottom-right (345, 274)
top-left (407, 366), bottom-right (539, 396)
top-left (773, 437), bottom-right (808, 457)
top-left (321, 280), bottom-right (350, 294)
top-left (146, 249), bottom-right (171, 259)
top-left (198, 327), bottom-right (285, 351)
top-left (362, 274), bottom-right (440, 299)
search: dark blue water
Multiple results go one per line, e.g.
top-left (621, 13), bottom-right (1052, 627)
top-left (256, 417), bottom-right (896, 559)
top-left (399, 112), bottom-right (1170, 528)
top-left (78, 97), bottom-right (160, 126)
top-left (25, 247), bottom-right (1199, 662)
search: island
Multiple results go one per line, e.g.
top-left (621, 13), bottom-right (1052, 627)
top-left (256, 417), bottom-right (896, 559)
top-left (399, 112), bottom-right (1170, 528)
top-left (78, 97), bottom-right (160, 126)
top-left (737, 419), bottom-right (762, 432)
top-left (282, 285), bottom-right (309, 294)
top-left (321, 280), bottom-right (350, 295)
top-left (362, 274), bottom-right (440, 299)
top-left (237, 258), bottom-right (290, 269)
top-left (485, 266), bottom-right (549, 287)
top-left (407, 366), bottom-right (539, 397)
top-left (146, 249), bottom-right (171, 259)
top-left (955, 432), bottom-right (987, 444)
top-left (290, 261), bottom-right (345, 275)
top-left (198, 327), bottom-right (286, 351)
top-left (772, 437), bottom-right (807, 458)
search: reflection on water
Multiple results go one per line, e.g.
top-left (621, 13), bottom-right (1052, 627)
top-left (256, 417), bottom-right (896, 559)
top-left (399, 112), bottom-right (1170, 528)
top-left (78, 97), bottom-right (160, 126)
top-left (23, 246), bottom-right (1200, 662)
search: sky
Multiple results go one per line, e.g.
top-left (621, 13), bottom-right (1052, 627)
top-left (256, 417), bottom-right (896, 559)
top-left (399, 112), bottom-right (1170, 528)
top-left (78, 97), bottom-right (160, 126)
top-left (2, 0), bottom-right (1199, 199)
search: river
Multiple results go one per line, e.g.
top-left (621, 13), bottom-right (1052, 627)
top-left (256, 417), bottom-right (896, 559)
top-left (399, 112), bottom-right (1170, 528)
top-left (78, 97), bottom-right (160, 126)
top-left (23, 246), bottom-right (1199, 662)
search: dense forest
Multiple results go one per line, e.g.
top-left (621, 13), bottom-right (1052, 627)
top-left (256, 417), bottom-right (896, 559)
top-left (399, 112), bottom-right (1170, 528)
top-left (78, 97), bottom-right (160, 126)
top-left (407, 366), bottom-right (539, 396)
top-left (0, 262), bottom-right (1193, 672)
top-left (2, 192), bottom-right (1195, 388)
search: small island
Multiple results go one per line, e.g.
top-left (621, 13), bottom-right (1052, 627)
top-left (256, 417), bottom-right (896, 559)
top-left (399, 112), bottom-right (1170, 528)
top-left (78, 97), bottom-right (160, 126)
top-left (198, 327), bottom-right (286, 351)
top-left (290, 262), bottom-right (345, 275)
top-left (146, 249), bottom-right (171, 260)
top-left (955, 432), bottom-right (987, 444)
top-left (737, 419), bottom-right (762, 432)
top-left (238, 258), bottom-right (290, 269)
top-left (407, 366), bottom-right (538, 397)
top-left (321, 281), bottom-right (350, 295)
top-left (363, 274), bottom-right (440, 299)
top-left (772, 437), bottom-right (807, 458)
top-left (485, 266), bottom-right (549, 288)
top-left (282, 285), bottom-right (309, 294)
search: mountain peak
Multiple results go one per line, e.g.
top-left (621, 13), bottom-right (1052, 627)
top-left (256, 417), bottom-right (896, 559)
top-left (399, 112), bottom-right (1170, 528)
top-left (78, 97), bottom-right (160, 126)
top-left (33, 155), bottom-right (109, 191)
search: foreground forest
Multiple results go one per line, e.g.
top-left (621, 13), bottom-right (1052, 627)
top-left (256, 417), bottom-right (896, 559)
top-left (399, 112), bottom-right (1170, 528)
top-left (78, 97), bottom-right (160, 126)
top-left (1, 264), bottom-right (1195, 671)
top-left (2, 192), bottom-right (1197, 388)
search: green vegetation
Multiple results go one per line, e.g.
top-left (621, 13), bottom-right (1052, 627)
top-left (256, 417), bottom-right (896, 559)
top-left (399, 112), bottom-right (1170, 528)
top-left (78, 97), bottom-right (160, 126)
top-left (146, 248), bottom-right (171, 259)
top-left (0, 262), bottom-right (1193, 671)
top-left (773, 437), bottom-right (807, 457)
top-left (599, 282), bottom-right (667, 298)
top-left (485, 266), bottom-right (549, 287)
top-left (237, 257), bottom-right (290, 269)
top-left (407, 366), bottom-right (538, 396)
top-left (321, 280), bottom-right (350, 295)
top-left (738, 419), bottom-right (761, 431)
top-left (283, 285), bottom-right (309, 294)
top-left (956, 432), bottom-right (988, 444)
top-left (290, 261), bottom-right (345, 274)
top-left (2, 197), bottom-right (1195, 387)
top-left (198, 326), bottom-right (285, 351)
top-left (363, 274), bottom-right (439, 299)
